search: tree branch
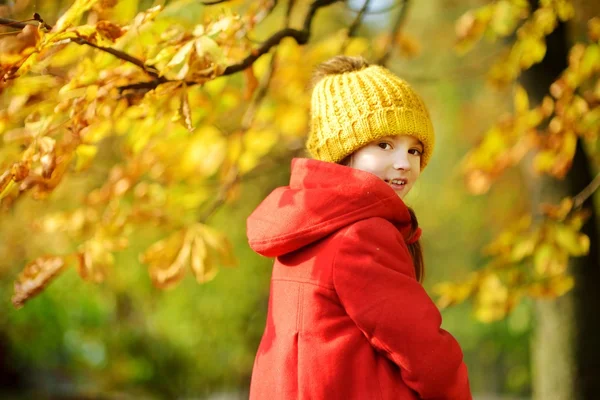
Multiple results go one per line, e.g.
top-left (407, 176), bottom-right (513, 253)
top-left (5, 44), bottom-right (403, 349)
top-left (341, 0), bottom-right (371, 53)
top-left (0, 16), bottom-right (159, 79)
top-left (70, 37), bottom-right (162, 79)
top-left (377, 0), bottom-right (410, 66)
top-left (202, 0), bottom-right (231, 5)
top-left (223, 0), bottom-right (341, 75)
top-left (119, 0), bottom-right (340, 93)
top-left (573, 172), bottom-right (600, 209)
top-left (0, 17), bottom-right (31, 30)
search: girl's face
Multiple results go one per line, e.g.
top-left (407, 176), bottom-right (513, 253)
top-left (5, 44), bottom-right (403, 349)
top-left (348, 135), bottom-right (423, 198)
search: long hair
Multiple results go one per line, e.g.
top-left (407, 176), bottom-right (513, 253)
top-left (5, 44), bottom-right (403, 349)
top-left (406, 207), bottom-right (424, 283)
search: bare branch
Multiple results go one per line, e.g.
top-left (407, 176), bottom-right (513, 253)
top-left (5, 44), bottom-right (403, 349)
top-left (573, 172), bottom-right (600, 209)
top-left (340, 0), bottom-right (372, 53)
top-left (0, 17), bottom-right (31, 30)
top-left (377, 0), bottom-right (410, 66)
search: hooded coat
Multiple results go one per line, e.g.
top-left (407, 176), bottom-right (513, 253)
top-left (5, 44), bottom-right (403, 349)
top-left (247, 158), bottom-right (471, 400)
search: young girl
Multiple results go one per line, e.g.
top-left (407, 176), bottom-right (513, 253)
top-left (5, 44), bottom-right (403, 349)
top-left (246, 55), bottom-right (471, 399)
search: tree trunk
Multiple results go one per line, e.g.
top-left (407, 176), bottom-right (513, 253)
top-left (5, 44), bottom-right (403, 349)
top-left (520, 2), bottom-right (600, 399)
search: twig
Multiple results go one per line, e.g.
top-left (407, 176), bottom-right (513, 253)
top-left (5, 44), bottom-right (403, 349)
top-left (340, 0), bottom-right (371, 53)
top-left (202, 0), bottom-right (231, 5)
top-left (223, 0), bottom-right (341, 75)
top-left (70, 37), bottom-right (161, 79)
top-left (33, 12), bottom-right (53, 31)
top-left (0, 17), bottom-right (31, 29)
top-left (377, 0), bottom-right (410, 66)
top-left (573, 172), bottom-right (600, 209)
top-left (346, 0), bottom-right (402, 15)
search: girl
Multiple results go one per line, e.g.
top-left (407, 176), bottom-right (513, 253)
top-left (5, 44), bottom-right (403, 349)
top-left (246, 55), bottom-right (471, 400)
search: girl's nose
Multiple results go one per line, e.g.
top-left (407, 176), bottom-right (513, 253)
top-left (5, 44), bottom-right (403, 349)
top-left (393, 153), bottom-right (411, 170)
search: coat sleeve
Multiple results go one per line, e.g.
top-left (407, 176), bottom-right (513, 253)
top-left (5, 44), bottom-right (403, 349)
top-left (332, 218), bottom-right (472, 400)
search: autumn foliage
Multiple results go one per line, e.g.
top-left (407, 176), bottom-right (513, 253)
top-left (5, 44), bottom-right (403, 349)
top-left (0, 0), bottom-right (598, 322)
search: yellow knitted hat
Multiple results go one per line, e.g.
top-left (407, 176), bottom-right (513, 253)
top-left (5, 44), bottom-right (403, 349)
top-left (307, 59), bottom-right (435, 169)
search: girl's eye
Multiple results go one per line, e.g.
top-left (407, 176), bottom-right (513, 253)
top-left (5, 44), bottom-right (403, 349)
top-left (378, 142), bottom-right (392, 150)
top-left (409, 148), bottom-right (422, 156)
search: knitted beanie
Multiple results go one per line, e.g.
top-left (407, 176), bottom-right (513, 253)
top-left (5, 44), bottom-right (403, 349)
top-left (306, 60), bottom-right (435, 169)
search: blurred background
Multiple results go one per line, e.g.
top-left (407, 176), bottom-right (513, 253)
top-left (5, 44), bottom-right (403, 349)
top-left (0, 0), bottom-right (598, 399)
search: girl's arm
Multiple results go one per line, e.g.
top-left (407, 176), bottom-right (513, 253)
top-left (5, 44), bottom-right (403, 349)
top-left (332, 217), bottom-right (472, 400)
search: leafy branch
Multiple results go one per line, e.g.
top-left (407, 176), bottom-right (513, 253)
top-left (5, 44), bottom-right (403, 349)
top-left (119, 0), bottom-right (342, 92)
top-left (0, 15), bottom-right (160, 79)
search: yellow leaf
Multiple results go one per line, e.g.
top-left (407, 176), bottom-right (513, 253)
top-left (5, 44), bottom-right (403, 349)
top-left (533, 243), bottom-right (554, 275)
top-left (198, 224), bottom-right (236, 268)
top-left (77, 240), bottom-right (113, 283)
top-left (12, 256), bottom-right (66, 309)
top-left (0, 171), bottom-right (17, 200)
top-left (75, 144), bottom-right (98, 172)
top-left (554, 224), bottom-right (589, 256)
top-left (190, 235), bottom-right (217, 283)
top-left (179, 83), bottom-right (194, 132)
top-left (580, 44), bottom-right (600, 78)
top-left (475, 273), bottom-right (509, 322)
top-left (533, 150), bottom-right (555, 173)
top-left (54, 0), bottom-right (101, 33)
top-left (514, 85), bottom-right (529, 114)
top-left (510, 236), bottom-right (536, 261)
top-left (143, 230), bottom-right (190, 289)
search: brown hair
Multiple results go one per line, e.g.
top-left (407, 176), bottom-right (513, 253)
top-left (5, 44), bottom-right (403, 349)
top-left (310, 55), bottom-right (370, 89)
top-left (406, 207), bottom-right (425, 283)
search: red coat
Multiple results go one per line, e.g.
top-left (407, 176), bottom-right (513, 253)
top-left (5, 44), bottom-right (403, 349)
top-left (247, 158), bottom-right (471, 400)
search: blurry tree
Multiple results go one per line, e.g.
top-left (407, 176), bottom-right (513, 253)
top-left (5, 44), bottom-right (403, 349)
top-left (433, 0), bottom-right (599, 399)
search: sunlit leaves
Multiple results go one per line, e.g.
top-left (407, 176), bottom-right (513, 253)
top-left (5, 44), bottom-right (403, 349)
top-left (54, 0), bottom-right (101, 33)
top-left (436, 199), bottom-right (590, 321)
top-left (11, 256), bottom-right (66, 309)
top-left (2, 0), bottom-right (368, 307)
top-left (141, 224), bottom-right (236, 289)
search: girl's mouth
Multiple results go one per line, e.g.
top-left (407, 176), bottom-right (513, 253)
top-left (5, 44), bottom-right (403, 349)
top-left (385, 178), bottom-right (407, 190)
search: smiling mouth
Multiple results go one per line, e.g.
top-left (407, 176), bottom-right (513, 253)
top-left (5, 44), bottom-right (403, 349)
top-left (384, 179), bottom-right (407, 191)
top-left (384, 178), bottom-right (407, 187)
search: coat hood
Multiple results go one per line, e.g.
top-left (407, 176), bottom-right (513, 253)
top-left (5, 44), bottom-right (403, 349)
top-left (247, 158), bottom-right (419, 257)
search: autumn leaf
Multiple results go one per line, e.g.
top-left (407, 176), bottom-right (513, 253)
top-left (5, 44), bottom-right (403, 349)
top-left (179, 83), bottom-right (194, 132)
top-left (95, 20), bottom-right (125, 42)
top-left (243, 65), bottom-right (259, 101)
top-left (191, 235), bottom-right (217, 283)
top-left (514, 85), bottom-right (529, 114)
top-left (141, 230), bottom-right (190, 289)
top-left (54, 0), bottom-right (101, 33)
top-left (76, 239), bottom-right (114, 282)
top-left (12, 256), bottom-right (66, 309)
